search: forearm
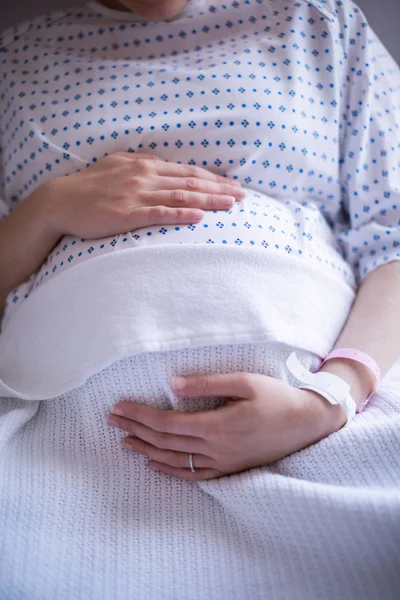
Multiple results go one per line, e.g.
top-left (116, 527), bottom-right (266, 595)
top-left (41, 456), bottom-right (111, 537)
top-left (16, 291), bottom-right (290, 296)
top-left (0, 182), bottom-right (61, 317)
top-left (308, 261), bottom-right (400, 432)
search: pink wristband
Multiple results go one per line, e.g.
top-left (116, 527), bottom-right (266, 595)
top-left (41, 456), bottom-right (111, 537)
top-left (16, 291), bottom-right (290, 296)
top-left (321, 348), bottom-right (381, 413)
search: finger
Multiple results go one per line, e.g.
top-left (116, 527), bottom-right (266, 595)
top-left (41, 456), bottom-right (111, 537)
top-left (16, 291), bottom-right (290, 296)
top-left (116, 151), bottom-right (162, 161)
top-left (148, 461), bottom-right (224, 481)
top-left (122, 435), bottom-right (213, 469)
top-left (142, 190), bottom-right (238, 211)
top-left (109, 402), bottom-right (219, 438)
top-left (114, 152), bottom-right (241, 186)
top-left (152, 162), bottom-right (242, 187)
top-left (142, 183), bottom-right (246, 206)
top-left (172, 372), bottom-right (255, 399)
top-left (131, 205), bottom-right (205, 227)
top-left (108, 413), bottom-right (208, 453)
top-left (147, 177), bottom-right (244, 200)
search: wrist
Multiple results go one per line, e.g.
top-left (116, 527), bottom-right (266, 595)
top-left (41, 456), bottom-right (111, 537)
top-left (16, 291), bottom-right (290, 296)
top-left (300, 388), bottom-right (347, 439)
top-left (300, 357), bottom-right (374, 437)
top-left (35, 178), bottom-right (68, 238)
top-left (317, 358), bottom-right (373, 407)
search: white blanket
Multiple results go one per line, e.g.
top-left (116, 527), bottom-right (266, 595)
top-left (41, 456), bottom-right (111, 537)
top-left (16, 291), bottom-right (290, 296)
top-left (0, 245), bottom-right (355, 399)
top-left (1, 342), bottom-right (399, 600)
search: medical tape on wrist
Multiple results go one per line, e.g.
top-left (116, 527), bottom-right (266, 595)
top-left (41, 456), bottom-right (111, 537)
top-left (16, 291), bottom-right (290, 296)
top-left (286, 352), bottom-right (357, 424)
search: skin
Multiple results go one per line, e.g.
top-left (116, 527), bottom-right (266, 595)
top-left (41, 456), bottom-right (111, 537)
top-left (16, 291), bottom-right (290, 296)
top-left (1, 0), bottom-right (399, 480)
top-left (96, 2), bottom-right (400, 474)
top-left (108, 260), bottom-right (400, 480)
top-left (98, 0), bottom-right (190, 20)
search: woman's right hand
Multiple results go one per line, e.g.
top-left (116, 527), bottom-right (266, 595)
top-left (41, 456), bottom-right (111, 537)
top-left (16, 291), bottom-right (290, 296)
top-left (48, 151), bottom-right (244, 239)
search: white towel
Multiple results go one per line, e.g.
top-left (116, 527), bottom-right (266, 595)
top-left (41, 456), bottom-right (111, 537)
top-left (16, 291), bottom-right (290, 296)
top-left (0, 244), bottom-right (355, 399)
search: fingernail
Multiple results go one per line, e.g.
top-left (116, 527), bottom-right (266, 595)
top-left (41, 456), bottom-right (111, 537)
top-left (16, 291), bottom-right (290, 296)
top-left (221, 196), bottom-right (235, 207)
top-left (172, 376), bottom-right (186, 391)
top-left (111, 406), bottom-right (124, 416)
top-left (229, 179), bottom-right (241, 186)
top-left (107, 415), bottom-right (119, 427)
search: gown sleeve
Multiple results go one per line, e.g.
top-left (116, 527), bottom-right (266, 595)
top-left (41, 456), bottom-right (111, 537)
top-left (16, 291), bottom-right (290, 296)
top-left (335, 0), bottom-right (400, 285)
top-left (0, 195), bottom-right (10, 224)
top-left (0, 145), bottom-right (10, 224)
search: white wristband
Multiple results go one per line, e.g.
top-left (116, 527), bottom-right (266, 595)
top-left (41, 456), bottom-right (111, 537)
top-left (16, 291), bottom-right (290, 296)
top-left (286, 352), bottom-right (357, 425)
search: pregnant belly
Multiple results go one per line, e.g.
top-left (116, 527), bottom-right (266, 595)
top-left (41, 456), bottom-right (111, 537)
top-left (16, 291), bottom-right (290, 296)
top-left (5, 188), bottom-right (352, 322)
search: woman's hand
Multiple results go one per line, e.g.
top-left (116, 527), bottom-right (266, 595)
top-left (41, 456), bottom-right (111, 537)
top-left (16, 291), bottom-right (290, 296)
top-left (107, 372), bottom-right (347, 480)
top-left (0, 152), bottom-right (243, 320)
top-left (47, 151), bottom-right (244, 239)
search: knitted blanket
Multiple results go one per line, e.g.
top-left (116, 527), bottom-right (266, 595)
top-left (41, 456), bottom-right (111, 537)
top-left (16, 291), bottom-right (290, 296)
top-left (1, 344), bottom-right (399, 600)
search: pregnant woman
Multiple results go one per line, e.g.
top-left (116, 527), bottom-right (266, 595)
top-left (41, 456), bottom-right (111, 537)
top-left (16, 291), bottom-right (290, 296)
top-left (0, 0), bottom-right (399, 598)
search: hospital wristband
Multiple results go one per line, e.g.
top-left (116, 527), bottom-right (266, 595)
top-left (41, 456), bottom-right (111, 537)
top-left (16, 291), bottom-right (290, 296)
top-left (286, 352), bottom-right (357, 425)
top-left (321, 348), bottom-right (381, 413)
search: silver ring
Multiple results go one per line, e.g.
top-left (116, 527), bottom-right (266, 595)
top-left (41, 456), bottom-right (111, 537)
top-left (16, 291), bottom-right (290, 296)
top-left (188, 453), bottom-right (196, 472)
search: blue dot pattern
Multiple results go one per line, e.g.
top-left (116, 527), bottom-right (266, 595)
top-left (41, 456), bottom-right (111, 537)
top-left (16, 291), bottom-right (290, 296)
top-left (1, 0), bottom-right (399, 314)
top-left (10, 192), bottom-right (351, 304)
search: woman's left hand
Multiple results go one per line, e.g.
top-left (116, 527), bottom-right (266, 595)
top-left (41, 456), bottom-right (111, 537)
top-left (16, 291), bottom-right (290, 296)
top-left (107, 372), bottom-right (346, 480)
